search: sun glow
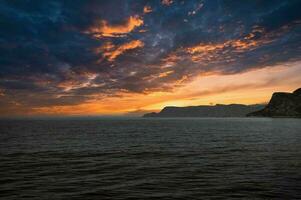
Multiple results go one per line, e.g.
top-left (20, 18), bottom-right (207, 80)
top-left (25, 62), bottom-right (301, 116)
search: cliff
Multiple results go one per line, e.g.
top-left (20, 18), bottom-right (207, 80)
top-left (247, 88), bottom-right (301, 118)
top-left (143, 104), bottom-right (264, 118)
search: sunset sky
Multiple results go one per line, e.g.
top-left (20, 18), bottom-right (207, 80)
top-left (0, 0), bottom-right (301, 116)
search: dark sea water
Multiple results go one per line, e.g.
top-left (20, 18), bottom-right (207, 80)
top-left (0, 118), bottom-right (301, 199)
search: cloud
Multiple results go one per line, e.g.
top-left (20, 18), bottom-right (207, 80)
top-left (0, 0), bottom-right (301, 115)
top-left (183, 29), bottom-right (272, 63)
top-left (96, 40), bottom-right (144, 61)
top-left (86, 15), bottom-right (143, 38)
top-left (143, 5), bottom-right (152, 14)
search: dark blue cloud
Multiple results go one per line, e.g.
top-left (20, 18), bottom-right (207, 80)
top-left (0, 0), bottom-right (301, 111)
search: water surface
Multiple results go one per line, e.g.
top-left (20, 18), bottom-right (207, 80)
top-left (0, 118), bottom-right (301, 199)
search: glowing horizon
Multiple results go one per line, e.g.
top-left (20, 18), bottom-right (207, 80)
top-left (0, 0), bottom-right (301, 117)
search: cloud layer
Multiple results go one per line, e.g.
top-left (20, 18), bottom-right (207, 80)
top-left (0, 0), bottom-right (301, 115)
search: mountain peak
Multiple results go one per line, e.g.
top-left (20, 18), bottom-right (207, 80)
top-left (247, 88), bottom-right (301, 118)
top-left (293, 88), bottom-right (301, 96)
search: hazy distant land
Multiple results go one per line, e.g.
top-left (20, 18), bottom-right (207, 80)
top-left (143, 104), bottom-right (265, 118)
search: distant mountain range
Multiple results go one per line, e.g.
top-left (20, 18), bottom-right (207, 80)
top-left (143, 88), bottom-right (301, 118)
top-left (247, 88), bottom-right (301, 118)
top-left (143, 104), bottom-right (265, 118)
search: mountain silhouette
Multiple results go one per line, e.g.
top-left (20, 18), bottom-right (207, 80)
top-left (247, 88), bottom-right (301, 118)
top-left (143, 104), bottom-right (264, 118)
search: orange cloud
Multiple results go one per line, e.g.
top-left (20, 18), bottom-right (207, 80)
top-left (158, 70), bottom-right (174, 78)
top-left (155, 26), bottom-right (286, 67)
top-left (143, 5), bottom-right (152, 14)
top-left (97, 40), bottom-right (144, 61)
top-left (187, 38), bottom-right (264, 54)
top-left (158, 28), bottom-right (275, 68)
top-left (87, 15), bottom-right (143, 38)
top-left (183, 29), bottom-right (274, 63)
top-left (57, 72), bottom-right (98, 92)
top-left (96, 41), bottom-right (115, 52)
top-left (187, 43), bottom-right (225, 54)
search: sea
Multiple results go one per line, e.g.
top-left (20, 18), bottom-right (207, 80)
top-left (0, 117), bottom-right (300, 199)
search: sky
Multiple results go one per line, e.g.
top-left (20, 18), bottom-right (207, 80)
top-left (0, 0), bottom-right (301, 116)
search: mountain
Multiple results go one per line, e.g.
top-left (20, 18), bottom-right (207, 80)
top-left (247, 88), bottom-right (301, 118)
top-left (143, 104), bottom-right (265, 118)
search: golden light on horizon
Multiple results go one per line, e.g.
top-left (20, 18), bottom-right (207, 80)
top-left (25, 62), bottom-right (301, 116)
